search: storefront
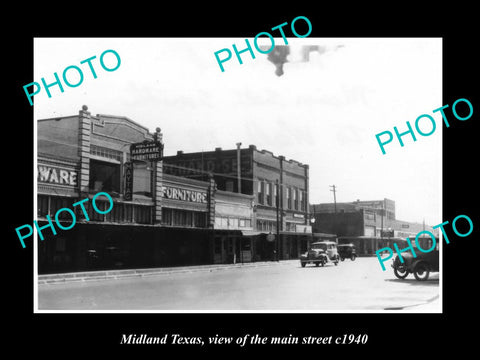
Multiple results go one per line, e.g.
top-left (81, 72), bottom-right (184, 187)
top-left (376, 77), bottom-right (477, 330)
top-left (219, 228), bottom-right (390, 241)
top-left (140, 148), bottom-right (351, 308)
top-left (213, 189), bottom-right (254, 263)
top-left (36, 106), bottom-right (313, 274)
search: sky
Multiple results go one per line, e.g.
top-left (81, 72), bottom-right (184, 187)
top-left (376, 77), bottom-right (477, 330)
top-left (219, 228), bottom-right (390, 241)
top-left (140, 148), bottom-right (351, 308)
top-left (33, 37), bottom-right (442, 225)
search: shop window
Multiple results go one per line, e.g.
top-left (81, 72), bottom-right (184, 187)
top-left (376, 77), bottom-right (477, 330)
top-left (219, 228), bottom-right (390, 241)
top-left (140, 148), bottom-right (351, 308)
top-left (239, 218), bottom-right (252, 228)
top-left (50, 197), bottom-right (75, 220)
top-left (167, 209), bottom-right (205, 228)
top-left (221, 217), bottom-right (228, 228)
top-left (124, 204), bottom-right (134, 222)
top-left (38, 195), bottom-right (49, 217)
top-left (162, 208), bottom-right (173, 226)
top-left (88, 200), bottom-right (105, 222)
top-left (193, 212), bottom-right (206, 227)
top-left (106, 202), bottom-right (124, 223)
top-left (172, 209), bottom-right (184, 226)
top-left (185, 211), bottom-right (193, 226)
top-left (132, 161), bottom-right (152, 197)
top-left (56, 237), bottom-right (66, 252)
top-left (134, 205), bottom-right (152, 224)
top-left (89, 159), bottom-right (120, 194)
top-left (214, 237), bottom-right (222, 254)
top-left (256, 220), bottom-right (263, 231)
top-left (225, 180), bottom-right (234, 192)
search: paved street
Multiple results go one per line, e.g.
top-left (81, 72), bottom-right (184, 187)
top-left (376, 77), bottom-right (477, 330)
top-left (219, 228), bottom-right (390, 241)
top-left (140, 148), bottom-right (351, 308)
top-left (37, 257), bottom-right (440, 312)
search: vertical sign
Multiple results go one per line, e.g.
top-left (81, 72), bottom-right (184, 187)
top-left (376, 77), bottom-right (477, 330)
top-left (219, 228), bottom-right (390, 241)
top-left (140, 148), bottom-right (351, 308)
top-left (124, 161), bottom-right (133, 201)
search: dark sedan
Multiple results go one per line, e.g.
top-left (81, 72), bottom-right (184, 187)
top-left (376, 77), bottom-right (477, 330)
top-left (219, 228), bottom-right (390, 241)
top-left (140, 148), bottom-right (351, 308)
top-left (392, 250), bottom-right (439, 281)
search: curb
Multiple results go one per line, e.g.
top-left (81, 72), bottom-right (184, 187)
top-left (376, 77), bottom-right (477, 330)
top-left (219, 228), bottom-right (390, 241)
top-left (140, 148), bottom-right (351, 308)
top-left (38, 260), bottom-right (296, 285)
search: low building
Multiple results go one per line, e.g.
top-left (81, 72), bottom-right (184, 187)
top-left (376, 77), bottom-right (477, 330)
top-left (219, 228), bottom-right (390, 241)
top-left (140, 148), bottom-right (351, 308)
top-left (311, 198), bottom-right (438, 255)
top-left (213, 190), bottom-right (254, 263)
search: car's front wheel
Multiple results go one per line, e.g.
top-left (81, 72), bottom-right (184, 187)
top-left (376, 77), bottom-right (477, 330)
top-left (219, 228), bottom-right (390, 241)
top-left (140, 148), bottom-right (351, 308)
top-left (393, 266), bottom-right (409, 279)
top-left (413, 262), bottom-right (430, 281)
top-left (351, 254), bottom-right (356, 261)
top-left (301, 262), bottom-right (306, 268)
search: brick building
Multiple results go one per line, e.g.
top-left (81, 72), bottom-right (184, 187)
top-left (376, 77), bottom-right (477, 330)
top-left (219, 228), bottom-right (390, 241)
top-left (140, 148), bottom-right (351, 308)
top-left (36, 106), bottom-right (259, 273)
top-left (311, 198), bottom-right (438, 255)
top-left (163, 144), bottom-right (312, 260)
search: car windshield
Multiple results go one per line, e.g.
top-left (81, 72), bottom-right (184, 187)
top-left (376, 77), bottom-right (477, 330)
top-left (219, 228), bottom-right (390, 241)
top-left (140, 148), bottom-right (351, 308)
top-left (311, 243), bottom-right (327, 250)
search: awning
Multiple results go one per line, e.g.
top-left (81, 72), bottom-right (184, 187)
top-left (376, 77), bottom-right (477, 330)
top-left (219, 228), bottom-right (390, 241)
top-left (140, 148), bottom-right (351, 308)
top-left (240, 230), bottom-right (268, 236)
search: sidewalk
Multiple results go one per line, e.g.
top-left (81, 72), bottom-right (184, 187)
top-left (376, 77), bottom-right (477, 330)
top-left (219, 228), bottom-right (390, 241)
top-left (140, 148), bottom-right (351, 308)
top-left (38, 259), bottom-right (297, 285)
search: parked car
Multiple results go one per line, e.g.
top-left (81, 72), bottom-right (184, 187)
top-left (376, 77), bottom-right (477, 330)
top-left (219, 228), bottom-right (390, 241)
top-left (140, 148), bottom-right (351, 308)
top-left (391, 250), bottom-right (439, 281)
top-left (300, 241), bottom-right (340, 267)
top-left (338, 244), bottom-right (357, 261)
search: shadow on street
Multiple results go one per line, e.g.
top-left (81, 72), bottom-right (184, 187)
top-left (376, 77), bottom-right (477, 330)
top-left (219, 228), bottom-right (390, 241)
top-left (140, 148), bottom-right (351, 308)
top-left (385, 277), bottom-right (439, 287)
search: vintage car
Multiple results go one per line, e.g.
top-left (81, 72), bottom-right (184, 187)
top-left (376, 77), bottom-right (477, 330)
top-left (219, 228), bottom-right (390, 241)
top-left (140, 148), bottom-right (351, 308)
top-left (337, 244), bottom-right (357, 261)
top-left (391, 249), bottom-right (439, 281)
top-left (300, 241), bottom-right (340, 267)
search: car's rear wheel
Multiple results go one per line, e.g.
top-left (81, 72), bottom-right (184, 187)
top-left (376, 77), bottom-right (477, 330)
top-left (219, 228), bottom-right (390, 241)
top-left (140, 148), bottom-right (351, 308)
top-left (301, 262), bottom-right (306, 268)
top-left (393, 266), bottom-right (409, 279)
top-left (340, 257), bottom-right (345, 261)
top-left (315, 262), bottom-right (319, 267)
top-left (413, 262), bottom-right (430, 281)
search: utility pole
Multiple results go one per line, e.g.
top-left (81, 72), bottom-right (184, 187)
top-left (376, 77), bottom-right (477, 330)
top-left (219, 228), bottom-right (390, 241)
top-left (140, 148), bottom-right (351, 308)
top-left (329, 185), bottom-right (337, 213)
top-left (276, 179), bottom-right (280, 262)
top-left (236, 142), bottom-right (242, 193)
top-left (330, 185), bottom-right (338, 239)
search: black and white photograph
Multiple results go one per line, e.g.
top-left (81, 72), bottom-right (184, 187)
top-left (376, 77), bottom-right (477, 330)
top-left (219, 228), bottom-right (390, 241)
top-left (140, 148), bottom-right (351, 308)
top-left (33, 37), bottom-right (442, 312)
top-left (7, 7), bottom-right (478, 356)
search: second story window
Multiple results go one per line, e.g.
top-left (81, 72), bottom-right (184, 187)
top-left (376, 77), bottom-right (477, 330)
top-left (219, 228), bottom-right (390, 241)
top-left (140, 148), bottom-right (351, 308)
top-left (293, 188), bottom-right (298, 210)
top-left (89, 159), bottom-right (120, 194)
top-left (257, 180), bottom-right (265, 204)
top-left (266, 182), bottom-right (272, 206)
top-left (286, 187), bottom-right (292, 209)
